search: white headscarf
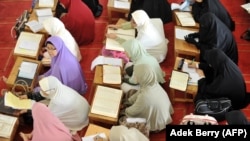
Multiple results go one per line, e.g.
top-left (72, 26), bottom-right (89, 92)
top-left (39, 76), bottom-right (90, 133)
top-left (110, 125), bottom-right (149, 141)
top-left (132, 10), bottom-right (164, 49)
top-left (43, 17), bottom-right (82, 61)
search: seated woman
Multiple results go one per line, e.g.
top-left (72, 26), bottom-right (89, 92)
top-left (56, 0), bottom-right (95, 45)
top-left (127, 0), bottom-right (172, 24)
top-left (120, 64), bottom-right (174, 132)
top-left (184, 12), bottom-right (238, 65)
top-left (107, 10), bottom-right (169, 63)
top-left (190, 48), bottom-right (250, 110)
top-left (43, 17), bottom-right (82, 62)
top-left (38, 36), bottom-right (87, 95)
top-left (38, 76), bottom-right (90, 135)
top-left (19, 102), bottom-right (80, 141)
top-left (191, 0), bottom-right (235, 31)
top-left (120, 39), bottom-right (166, 93)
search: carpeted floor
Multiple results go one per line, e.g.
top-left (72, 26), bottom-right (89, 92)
top-left (0, 0), bottom-right (250, 141)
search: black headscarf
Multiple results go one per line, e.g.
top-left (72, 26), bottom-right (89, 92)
top-left (225, 110), bottom-right (249, 125)
top-left (196, 48), bottom-right (248, 110)
top-left (127, 0), bottom-right (172, 24)
top-left (191, 0), bottom-right (235, 31)
top-left (198, 12), bottom-right (238, 65)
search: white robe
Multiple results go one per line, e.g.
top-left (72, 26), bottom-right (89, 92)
top-left (39, 76), bottom-right (90, 133)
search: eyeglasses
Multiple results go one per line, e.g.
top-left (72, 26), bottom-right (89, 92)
top-left (41, 88), bottom-right (56, 94)
top-left (45, 47), bottom-right (56, 50)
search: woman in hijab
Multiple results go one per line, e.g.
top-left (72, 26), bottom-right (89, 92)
top-left (39, 36), bottom-right (87, 95)
top-left (56, 0), bottom-right (95, 45)
top-left (121, 64), bottom-right (174, 132)
top-left (107, 10), bottom-right (169, 63)
top-left (39, 76), bottom-right (90, 135)
top-left (184, 12), bottom-right (238, 65)
top-left (43, 17), bottom-right (82, 62)
top-left (191, 0), bottom-right (235, 31)
top-left (120, 39), bottom-right (166, 92)
top-left (127, 0), bottom-right (172, 24)
top-left (192, 48), bottom-right (249, 110)
top-left (19, 102), bottom-right (78, 141)
top-left (225, 110), bottom-right (250, 125)
top-left (109, 125), bottom-right (149, 141)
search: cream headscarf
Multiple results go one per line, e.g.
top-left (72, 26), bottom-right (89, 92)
top-left (43, 17), bottom-right (82, 61)
top-left (132, 10), bottom-right (163, 49)
top-left (122, 39), bottom-right (165, 84)
top-left (110, 125), bottom-right (149, 141)
top-left (39, 76), bottom-right (90, 133)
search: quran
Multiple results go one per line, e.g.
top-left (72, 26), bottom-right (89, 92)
top-left (175, 12), bottom-right (196, 26)
top-left (0, 113), bottom-right (18, 139)
top-left (105, 28), bottom-right (135, 51)
top-left (169, 70), bottom-right (189, 91)
top-left (103, 65), bottom-right (122, 84)
top-left (90, 85), bottom-right (123, 118)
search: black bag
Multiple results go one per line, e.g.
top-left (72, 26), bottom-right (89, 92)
top-left (240, 28), bottom-right (250, 41)
top-left (11, 10), bottom-right (30, 39)
top-left (194, 97), bottom-right (232, 121)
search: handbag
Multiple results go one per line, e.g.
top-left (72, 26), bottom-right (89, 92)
top-left (180, 113), bottom-right (218, 125)
top-left (194, 97), bottom-right (232, 121)
top-left (11, 10), bottom-right (30, 39)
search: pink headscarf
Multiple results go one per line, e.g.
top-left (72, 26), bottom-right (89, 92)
top-left (31, 102), bottom-right (73, 141)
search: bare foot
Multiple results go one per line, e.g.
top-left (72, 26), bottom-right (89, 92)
top-left (19, 132), bottom-right (32, 141)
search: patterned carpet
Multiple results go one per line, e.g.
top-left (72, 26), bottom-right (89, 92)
top-left (0, 0), bottom-right (250, 141)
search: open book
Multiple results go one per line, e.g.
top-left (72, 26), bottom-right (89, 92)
top-left (182, 62), bottom-right (199, 85)
top-left (4, 91), bottom-right (33, 110)
top-left (35, 8), bottom-right (53, 23)
top-left (105, 28), bottom-right (135, 52)
top-left (169, 70), bottom-right (189, 91)
top-left (175, 12), bottom-right (196, 26)
top-left (18, 61), bottom-right (38, 79)
top-left (103, 65), bottom-right (121, 84)
top-left (14, 31), bottom-right (44, 58)
top-left (38, 0), bottom-right (54, 8)
top-left (91, 85), bottom-right (123, 118)
top-left (0, 113), bottom-right (18, 139)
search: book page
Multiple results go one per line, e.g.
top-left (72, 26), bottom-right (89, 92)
top-left (36, 8), bottom-right (53, 17)
top-left (0, 113), bottom-right (18, 138)
top-left (107, 28), bottom-right (135, 37)
top-left (25, 20), bottom-right (44, 33)
top-left (4, 91), bottom-right (32, 110)
top-left (169, 70), bottom-right (189, 91)
top-left (105, 35), bottom-right (134, 51)
top-left (175, 12), bottom-right (196, 26)
top-left (18, 61), bottom-right (38, 79)
top-left (91, 86), bottom-right (123, 118)
top-left (114, 0), bottom-right (130, 9)
top-left (175, 27), bottom-right (198, 40)
top-left (182, 62), bottom-right (200, 85)
top-left (103, 65), bottom-right (121, 84)
top-left (14, 32), bottom-right (43, 57)
top-left (241, 3), bottom-right (250, 12)
top-left (39, 0), bottom-right (54, 7)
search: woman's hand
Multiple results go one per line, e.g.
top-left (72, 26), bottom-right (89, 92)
top-left (196, 69), bottom-right (205, 79)
top-left (188, 62), bottom-right (197, 68)
top-left (106, 33), bottom-right (117, 39)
